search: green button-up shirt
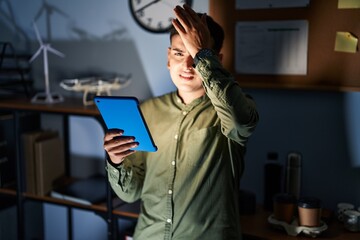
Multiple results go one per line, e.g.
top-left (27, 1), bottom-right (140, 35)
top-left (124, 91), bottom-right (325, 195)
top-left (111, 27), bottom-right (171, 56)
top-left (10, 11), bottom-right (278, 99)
top-left (106, 55), bottom-right (259, 240)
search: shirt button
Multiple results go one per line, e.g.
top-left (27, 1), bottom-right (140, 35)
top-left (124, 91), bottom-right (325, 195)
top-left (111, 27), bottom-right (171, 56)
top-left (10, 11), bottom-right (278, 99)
top-left (177, 98), bottom-right (181, 103)
top-left (167, 219), bottom-right (172, 223)
top-left (174, 134), bottom-right (178, 140)
top-left (182, 111), bottom-right (187, 116)
top-left (171, 161), bottom-right (175, 166)
top-left (168, 190), bottom-right (173, 194)
top-left (113, 169), bottom-right (117, 173)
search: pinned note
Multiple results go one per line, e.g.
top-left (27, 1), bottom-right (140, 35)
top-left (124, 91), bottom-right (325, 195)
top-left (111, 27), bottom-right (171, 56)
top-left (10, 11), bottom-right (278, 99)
top-left (338, 0), bottom-right (360, 9)
top-left (334, 32), bottom-right (358, 53)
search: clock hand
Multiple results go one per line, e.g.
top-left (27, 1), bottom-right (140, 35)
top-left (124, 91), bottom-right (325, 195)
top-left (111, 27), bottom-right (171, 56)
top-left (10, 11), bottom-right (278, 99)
top-left (136, 0), bottom-right (161, 13)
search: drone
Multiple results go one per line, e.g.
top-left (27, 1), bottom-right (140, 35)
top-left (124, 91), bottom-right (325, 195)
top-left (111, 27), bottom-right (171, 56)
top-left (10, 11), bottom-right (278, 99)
top-left (60, 75), bottom-right (131, 105)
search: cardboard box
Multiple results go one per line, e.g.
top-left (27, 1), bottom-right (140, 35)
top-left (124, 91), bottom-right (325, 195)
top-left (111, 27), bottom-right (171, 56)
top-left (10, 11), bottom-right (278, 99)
top-left (22, 130), bottom-right (65, 195)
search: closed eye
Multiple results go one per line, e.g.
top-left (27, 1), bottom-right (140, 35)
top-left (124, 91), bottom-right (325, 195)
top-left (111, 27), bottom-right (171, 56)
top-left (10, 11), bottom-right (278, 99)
top-left (171, 47), bottom-right (186, 57)
top-left (174, 52), bottom-right (183, 57)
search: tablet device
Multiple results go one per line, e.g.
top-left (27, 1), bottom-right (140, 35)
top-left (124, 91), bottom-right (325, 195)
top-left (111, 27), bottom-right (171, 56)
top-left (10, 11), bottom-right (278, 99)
top-left (94, 96), bottom-right (157, 152)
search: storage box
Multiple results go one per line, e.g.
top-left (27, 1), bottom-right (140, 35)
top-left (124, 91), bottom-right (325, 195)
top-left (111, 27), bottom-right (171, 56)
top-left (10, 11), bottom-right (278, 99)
top-left (22, 130), bottom-right (65, 195)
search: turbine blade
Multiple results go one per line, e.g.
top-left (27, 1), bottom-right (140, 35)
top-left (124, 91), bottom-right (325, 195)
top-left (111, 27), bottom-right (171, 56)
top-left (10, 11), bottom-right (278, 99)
top-left (29, 47), bottom-right (44, 63)
top-left (33, 22), bottom-right (43, 45)
top-left (34, 6), bottom-right (44, 21)
top-left (46, 46), bottom-right (65, 58)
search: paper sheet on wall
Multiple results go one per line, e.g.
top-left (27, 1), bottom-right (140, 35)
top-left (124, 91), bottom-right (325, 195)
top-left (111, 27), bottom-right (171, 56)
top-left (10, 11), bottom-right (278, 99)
top-left (338, 0), bottom-right (360, 9)
top-left (236, 0), bottom-right (310, 9)
top-left (235, 20), bottom-right (308, 75)
top-left (334, 32), bottom-right (358, 53)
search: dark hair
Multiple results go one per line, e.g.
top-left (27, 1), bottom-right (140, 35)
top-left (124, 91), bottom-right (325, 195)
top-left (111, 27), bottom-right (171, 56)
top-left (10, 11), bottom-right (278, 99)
top-left (169, 13), bottom-right (224, 54)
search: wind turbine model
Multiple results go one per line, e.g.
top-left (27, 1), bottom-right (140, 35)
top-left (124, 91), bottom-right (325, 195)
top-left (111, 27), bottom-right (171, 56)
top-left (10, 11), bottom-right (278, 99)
top-left (30, 22), bottom-right (65, 104)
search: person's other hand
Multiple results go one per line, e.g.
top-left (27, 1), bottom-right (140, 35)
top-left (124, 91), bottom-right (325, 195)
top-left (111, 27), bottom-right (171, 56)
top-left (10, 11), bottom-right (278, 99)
top-left (172, 4), bottom-right (212, 58)
top-left (103, 129), bottom-right (138, 165)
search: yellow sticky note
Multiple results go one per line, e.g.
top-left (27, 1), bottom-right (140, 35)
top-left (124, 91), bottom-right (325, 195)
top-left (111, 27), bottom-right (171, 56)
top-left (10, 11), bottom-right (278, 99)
top-left (338, 0), bottom-right (360, 9)
top-left (334, 32), bottom-right (358, 53)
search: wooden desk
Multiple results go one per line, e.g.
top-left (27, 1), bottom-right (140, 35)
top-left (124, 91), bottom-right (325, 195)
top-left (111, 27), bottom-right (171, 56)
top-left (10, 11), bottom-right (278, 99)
top-left (240, 207), bottom-right (360, 240)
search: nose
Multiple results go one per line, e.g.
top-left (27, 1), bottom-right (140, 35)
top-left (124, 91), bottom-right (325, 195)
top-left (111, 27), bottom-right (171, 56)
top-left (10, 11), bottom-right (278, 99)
top-left (183, 55), bottom-right (194, 69)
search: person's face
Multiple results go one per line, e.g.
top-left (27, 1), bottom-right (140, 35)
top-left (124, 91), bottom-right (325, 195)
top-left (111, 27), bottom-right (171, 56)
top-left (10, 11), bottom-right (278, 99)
top-left (167, 35), bottom-right (205, 99)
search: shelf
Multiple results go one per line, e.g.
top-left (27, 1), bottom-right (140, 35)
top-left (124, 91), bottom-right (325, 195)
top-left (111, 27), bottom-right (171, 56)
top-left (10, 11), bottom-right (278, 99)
top-left (0, 188), bottom-right (17, 196)
top-left (112, 198), bottom-right (140, 219)
top-left (0, 97), bottom-right (99, 116)
top-left (0, 188), bottom-right (139, 219)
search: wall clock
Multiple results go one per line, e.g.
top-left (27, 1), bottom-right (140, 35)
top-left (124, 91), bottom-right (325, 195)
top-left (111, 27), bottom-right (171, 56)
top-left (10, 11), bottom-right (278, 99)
top-left (129, 0), bottom-right (193, 33)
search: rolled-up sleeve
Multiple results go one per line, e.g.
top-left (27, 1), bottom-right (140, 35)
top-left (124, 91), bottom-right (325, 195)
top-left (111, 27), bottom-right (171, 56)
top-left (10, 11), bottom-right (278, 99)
top-left (196, 55), bottom-right (259, 145)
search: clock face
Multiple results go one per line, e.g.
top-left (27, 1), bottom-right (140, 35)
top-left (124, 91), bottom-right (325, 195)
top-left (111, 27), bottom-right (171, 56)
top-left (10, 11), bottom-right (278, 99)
top-left (129, 0), bottom-right (192, 33)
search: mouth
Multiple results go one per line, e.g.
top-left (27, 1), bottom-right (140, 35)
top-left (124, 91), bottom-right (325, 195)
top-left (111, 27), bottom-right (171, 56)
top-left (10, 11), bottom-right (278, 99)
top-left (180, 74), bottom-right (194, 81)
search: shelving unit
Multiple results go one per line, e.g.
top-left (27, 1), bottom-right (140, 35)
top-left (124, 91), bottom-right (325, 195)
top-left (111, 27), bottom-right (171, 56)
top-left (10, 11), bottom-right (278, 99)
top-left (0, 97), bottom-right (139, 240)
top-left (0, 42), bottom-right (33, 97)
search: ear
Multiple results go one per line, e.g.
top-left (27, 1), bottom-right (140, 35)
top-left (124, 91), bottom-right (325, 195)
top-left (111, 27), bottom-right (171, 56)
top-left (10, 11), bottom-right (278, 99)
top-left (167, 47), bottom-right (171, 69)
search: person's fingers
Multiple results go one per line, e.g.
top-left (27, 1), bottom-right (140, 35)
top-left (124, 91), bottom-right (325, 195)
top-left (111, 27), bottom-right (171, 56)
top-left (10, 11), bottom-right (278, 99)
top-left (107, 140), bottom-right (138, 153)
top-left (106, 141), bottom-right (138, 164)
top-left (109, 149), bottom-right (136, 164)
top-left (172, 18), bottom-right (185, 34)
top-left (104, 129), bottom-right (123, 141)
top-left (104, 136), bottom-right (136, 151)
top-left (174, 5), bottom-right (191, 30)
top-left (183, 4), bottom-right (199, 23)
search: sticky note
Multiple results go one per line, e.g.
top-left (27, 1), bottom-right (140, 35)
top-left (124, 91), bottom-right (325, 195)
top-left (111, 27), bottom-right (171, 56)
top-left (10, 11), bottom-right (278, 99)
top-left (334, 32), bottom-right (358, 53)
top-left (338, 0), bottom-right (360, 9)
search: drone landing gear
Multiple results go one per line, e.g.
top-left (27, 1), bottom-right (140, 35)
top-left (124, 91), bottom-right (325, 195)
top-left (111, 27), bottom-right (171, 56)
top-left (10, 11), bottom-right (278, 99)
top-left (31, 92), bottom-right (64, 104)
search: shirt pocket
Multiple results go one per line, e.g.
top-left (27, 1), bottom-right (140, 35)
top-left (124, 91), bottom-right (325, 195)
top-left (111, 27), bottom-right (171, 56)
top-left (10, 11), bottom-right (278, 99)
top-left (185, 125), bottom-right (221, 168)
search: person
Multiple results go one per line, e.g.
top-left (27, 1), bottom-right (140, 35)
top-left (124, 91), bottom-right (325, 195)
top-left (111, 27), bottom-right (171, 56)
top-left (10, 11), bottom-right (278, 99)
top-left (103, 4), bottom-right (259, 240)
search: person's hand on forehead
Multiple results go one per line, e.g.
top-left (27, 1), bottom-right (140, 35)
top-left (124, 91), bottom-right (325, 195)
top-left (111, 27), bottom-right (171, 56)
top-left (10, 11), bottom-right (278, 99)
top-left (172, 4), bottom-right (212, 58)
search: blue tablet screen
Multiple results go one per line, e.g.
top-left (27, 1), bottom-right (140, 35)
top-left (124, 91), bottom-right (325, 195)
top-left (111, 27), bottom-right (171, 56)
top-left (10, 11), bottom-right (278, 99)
top-left (94, 96), bottom-right (157, 152)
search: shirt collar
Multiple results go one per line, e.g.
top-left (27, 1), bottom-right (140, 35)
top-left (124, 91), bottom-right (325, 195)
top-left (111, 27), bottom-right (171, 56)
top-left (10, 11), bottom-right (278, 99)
top-left (172, 91), bottom-right (209, 110)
